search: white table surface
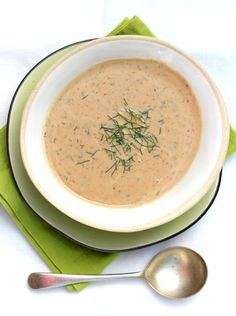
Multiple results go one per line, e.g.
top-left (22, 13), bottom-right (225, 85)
top-left (0, 1), bottom-right (236, 315)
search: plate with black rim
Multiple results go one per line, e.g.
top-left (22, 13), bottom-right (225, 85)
top-left (7, 39), bottom-right (222, 252)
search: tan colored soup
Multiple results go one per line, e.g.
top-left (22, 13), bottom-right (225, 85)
top-left (44, 59), bottom-right (201, 206)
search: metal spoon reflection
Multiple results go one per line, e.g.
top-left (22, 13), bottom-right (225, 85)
top-left (28, 247), bottom-right (207, 298)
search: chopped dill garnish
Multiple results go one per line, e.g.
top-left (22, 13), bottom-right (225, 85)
top-left (85, 127), bottom-right (90, 135)
top-left (81, 94), bottom-right (88, 100)
top-left (86, 150), bottom-right (98, 158)
top-left (100, 99), bottom-right (160, 175)
top-left (105, 154), bottom-right (135, 176)
top-left (76, 160), bottom-right (90, 165)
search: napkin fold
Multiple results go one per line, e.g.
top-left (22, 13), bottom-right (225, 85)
top-left (108, 16), bottom-right (155, 37)
top-left (0, 16), bottom-right (235, 292)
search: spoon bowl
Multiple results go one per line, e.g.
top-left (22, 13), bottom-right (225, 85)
top-left (144, 247), bottom-right (207, 298)
top-left (28, 247), bottom-right (207, 298)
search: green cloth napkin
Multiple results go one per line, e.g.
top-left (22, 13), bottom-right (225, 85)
top-left (108, 16), bottom-right (155, 37)
top-left (0, 16), bottom-right (236, 293)
top-left (227, 126), bottom-right (236, 158)
top-left (0, 126), bottom-right (117, 292)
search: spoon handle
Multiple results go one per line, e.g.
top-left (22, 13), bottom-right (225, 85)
top-left (28, 271), bottom-right (143, 290)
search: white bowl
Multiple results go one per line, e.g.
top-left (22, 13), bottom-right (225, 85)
top-left (20, 35), bottom-right (229, 232)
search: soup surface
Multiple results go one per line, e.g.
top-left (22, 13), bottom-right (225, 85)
top-left (44, 59), bottom-right (201, 206)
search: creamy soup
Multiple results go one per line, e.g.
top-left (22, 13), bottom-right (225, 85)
top-left (44, 59), bottom-right (201, 206)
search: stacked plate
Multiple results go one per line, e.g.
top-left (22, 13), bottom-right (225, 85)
top-left (8, 37), bottom-right (226, 252)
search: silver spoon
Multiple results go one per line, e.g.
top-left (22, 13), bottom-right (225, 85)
top-left (28, 247), bottom-right (207, 298)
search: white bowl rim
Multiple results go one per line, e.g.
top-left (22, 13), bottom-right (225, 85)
top-left (20, 35), bottom-right (229, 232)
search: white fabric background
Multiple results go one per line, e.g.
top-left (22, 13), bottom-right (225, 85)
top-left (0, 1), bottom-right (236, 315)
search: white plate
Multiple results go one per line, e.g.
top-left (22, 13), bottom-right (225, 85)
top-left (20, 36), bottom-right (228, 232)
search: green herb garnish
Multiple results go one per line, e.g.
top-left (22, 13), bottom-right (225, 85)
top-left (86, 150), bottom-right (98, 158)
top-left (105, 155), bottom-right (135, 176)
top-left (100, 100), bottom-right (159, 175)
top-left (76, 160), bottom-right (90, 165)
top-left (81, 94), bottom-right (88, 100)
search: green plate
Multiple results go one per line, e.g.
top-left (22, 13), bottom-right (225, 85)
top-left (7, 40), bottom-right (221, 252)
